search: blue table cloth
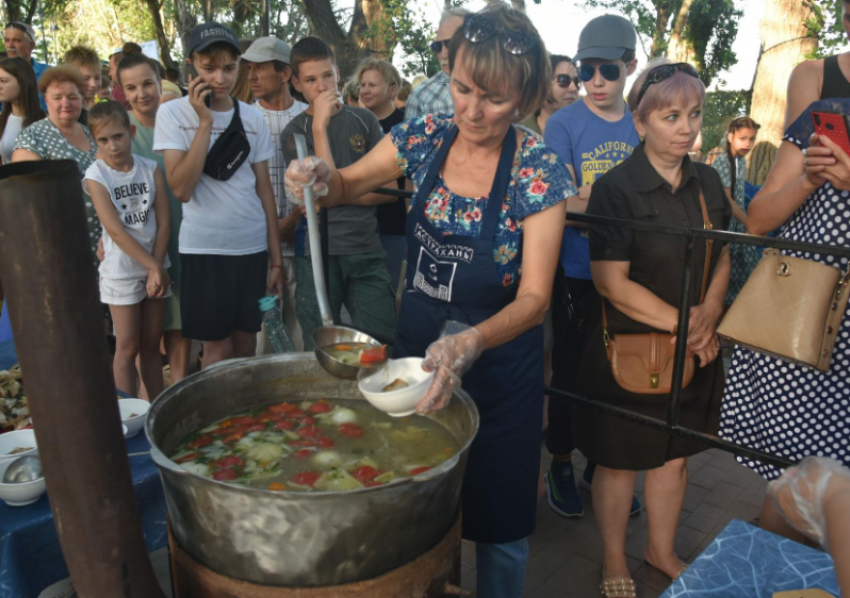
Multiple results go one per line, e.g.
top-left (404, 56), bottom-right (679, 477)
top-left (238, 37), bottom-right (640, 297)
top-left (661, 519), bottom-right (841, 598)
top-left (0, 340), bottom-right (168, 598)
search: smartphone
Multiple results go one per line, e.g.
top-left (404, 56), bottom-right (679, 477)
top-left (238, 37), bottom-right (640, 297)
top-left (187, 63), bottom-right (212, 108)
top-left (812, 110), bottom-right (850, 156)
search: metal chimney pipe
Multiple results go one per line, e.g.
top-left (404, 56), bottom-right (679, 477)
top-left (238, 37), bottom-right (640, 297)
top-left (0, 161), bottom-right (168, 598)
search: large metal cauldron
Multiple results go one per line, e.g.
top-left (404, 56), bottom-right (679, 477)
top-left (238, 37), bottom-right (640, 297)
top-left (146, 353), bottom-right (479, 587)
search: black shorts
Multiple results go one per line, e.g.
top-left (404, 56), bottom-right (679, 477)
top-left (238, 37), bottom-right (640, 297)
top-left (180, 251), bottom-right (268, 341)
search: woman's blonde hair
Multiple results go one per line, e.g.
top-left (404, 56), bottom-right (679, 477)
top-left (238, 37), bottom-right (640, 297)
top-left (447, 2), bottom-right (550, 121)
top-left (354, 58), bottom-right (401, 94)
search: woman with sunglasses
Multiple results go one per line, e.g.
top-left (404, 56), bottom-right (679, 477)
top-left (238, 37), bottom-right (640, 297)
top-left (286, 5), bottom-right (571, 596)
top-left (573, 58), bottom-right (730, 597)
top-left (519, 54), bottom-right (579, 136)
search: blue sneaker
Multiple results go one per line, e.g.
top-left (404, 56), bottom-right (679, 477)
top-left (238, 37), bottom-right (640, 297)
top-left (579, 461), bottom-right (642, 516)
top-left (544, 460), bottom-right (584, 518)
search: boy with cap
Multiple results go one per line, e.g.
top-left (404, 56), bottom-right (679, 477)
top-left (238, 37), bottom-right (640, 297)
top-left (543, 14), bottom-right (642, 519)
top-left (153, 23), bottom-right (283, 367)
top-left (242, 36), bottom-right (309, 353)
top-left (281, 36), bottom-right (396, 350)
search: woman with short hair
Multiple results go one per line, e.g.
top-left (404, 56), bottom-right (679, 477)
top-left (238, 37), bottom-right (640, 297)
top-left (286, 5), bottom-right (572, 596)
top-left (13, 66), bottom-right (100, 267)
top-left (575, 58), bottom-right (730, 596)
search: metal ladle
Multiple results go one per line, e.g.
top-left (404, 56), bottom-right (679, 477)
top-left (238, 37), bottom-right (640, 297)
top-left (3, 455), bottom-right (43, 484)
top-left (293, 134), bottom-right (388, 380)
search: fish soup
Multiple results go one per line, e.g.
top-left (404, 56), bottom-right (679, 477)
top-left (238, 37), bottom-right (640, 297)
top-left (170, 399), bottom-right (458, 492)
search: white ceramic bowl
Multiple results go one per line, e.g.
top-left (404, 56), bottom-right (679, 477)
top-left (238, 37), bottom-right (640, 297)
top-left (0, 457), bottom-right (46, 506)
top-left (118, 399), bottom-right (150, 438)
top-left (358, 358), bottom-right (435, 417)
top-left (0, 429), bottom-right (38, 461)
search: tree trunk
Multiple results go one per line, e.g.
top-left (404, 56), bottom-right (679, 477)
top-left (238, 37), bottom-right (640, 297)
top-left (747, 0), bottom-right (818, 184)
top-left (173, 0), bottom-right (197, 71)
top-left (651, 2), bottom-right (673, 56)
top-left (302, 0), bottom-right (391, 79)
top-left (665, 0), bottom-right (694, 63)
top-left (143, 0), bottom-right (176, 69)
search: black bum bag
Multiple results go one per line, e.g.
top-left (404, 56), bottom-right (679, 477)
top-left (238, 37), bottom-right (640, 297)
top-left (204, 99), bottom-right (251, 181)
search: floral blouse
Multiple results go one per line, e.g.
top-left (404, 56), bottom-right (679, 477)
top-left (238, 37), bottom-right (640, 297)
top-left (391, 115), bottom-right (574, 287)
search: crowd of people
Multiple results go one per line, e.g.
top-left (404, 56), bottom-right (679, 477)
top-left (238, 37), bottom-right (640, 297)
top-left (1, 1), bottom-right (850, 596)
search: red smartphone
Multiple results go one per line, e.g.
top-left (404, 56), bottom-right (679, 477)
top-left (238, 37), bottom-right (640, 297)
top-left (812, 110), bottom-right (850, 155)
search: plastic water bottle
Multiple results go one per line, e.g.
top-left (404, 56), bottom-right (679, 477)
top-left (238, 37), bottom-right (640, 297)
top-left (259, 296), bottom-right (295, 353)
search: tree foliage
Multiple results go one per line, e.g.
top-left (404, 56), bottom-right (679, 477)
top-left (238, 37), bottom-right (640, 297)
top-left (581, 0), bottom-right (742, 86)
top-left (701, 88), bottom-right (751, 153)
top-left (805, 0), bottom-right (847, 59)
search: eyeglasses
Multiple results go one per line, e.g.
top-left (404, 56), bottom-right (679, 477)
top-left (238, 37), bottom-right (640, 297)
top-left (555, 74), bottom-right (581, 89)
top-left (636, 62), bottom-right (700, 106)
top-left (578, 64), bottom-right (621, 83)
top-left (429, 39), bottom-right (451, 54)
top-left (462, 12), bottom-right (537, 55)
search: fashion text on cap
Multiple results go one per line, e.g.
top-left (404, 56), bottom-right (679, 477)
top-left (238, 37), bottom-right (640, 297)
top-left (189, 22), bottom-right (240, 55)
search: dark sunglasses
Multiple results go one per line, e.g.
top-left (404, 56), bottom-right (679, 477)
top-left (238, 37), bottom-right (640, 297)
top-left (429, 39), bottom-right (451, 54)
top-left (462, 12), bottom-right (537, 55)
top-left (579, 64), bottom-right (621, 83)
top-left (555, 74), bottom-right (581, 89)
top-left (636, 62), bottom-right (700, 106)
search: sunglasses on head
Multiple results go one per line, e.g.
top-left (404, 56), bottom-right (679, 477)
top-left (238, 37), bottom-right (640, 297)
top-left (555, 74), bottom-right (581, 89)
top-left (429, 39), bottom-right (451, 54)
top-left (636, 62), bottom-right (700, 106)
top-left (579, 64), bottom-right (621, 83)
top-left (462, 12), bottom-right (537, 55)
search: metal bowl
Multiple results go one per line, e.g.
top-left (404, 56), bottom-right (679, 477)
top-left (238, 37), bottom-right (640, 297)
top-left (145, 353), bottom-right (479, 587)
top-left (312, 325), bottom-right (387, 380)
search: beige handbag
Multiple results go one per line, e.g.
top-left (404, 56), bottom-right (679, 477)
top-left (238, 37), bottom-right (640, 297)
top-left (717, 248), bottom-right (850, 371)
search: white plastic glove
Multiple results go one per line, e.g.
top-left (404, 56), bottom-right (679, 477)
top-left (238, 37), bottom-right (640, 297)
top-left (284, 156), bottom-right (331, 205)
top-left (768, 456), bottom-right (850, 549)
top-left (416, 323), bottom-right (485, 415)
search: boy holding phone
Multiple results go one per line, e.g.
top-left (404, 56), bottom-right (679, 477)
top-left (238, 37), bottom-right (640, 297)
top-left (543, 14), bottom-right (642, 518)
top-left (153, 23), bottom-right (283, 367)
top-left (281, 37), bottom-right (397, 350)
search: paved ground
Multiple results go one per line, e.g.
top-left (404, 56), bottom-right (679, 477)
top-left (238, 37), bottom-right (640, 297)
top-left (460, 447), bottom-right (768, 598)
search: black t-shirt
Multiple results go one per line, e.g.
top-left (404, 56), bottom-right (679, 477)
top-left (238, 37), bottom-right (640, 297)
top-left (587, 143), bottom-right (731, 335)
top-left (377, 108), bottom-right (407, 236)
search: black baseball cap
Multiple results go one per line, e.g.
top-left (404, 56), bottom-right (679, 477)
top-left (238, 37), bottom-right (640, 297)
top-left (188, 22), bottom-right (240, 55)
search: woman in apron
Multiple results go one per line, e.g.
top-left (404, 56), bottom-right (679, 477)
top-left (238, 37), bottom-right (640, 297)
top-left (285, 5), bottom-right (573, 596)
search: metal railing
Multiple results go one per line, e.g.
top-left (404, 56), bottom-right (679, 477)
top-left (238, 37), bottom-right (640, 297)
top-left (375, 186), bottom-right (850, 471)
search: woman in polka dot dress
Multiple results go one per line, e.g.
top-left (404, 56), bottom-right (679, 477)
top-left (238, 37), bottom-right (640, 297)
top-left (12, 66), bottom-right (99, 269)
top-left (719, 98), bottom-right (850, 541)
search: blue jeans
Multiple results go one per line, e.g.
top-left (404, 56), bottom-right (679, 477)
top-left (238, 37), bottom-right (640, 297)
top-left (476, 538), bottom-right (529, 598)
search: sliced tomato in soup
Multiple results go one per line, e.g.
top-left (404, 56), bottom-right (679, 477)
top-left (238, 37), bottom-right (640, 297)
top-left (215, 456), bottom-right (245, 469)
top-left (308, 402), bottom-right (332, 414)
top-left (213, 468), bottom-right (238, 481)
top-left (189, 435), bottom-right (213, 448)
top-left (360, 345), bottom-right (387, 365)
top-left (293, 472), bottom-right (321, 487)
top-left (267, 402), bottom-right (297, 414)
top-left (338, 423), bottom-right (365, 438)
top-left (353, 466), bottom-right (382, 483)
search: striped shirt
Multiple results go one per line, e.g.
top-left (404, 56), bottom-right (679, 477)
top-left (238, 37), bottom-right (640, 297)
top-left (404, 71), bottom-right (453, 122)
top-left (255, 99), bottom-right (309, 256)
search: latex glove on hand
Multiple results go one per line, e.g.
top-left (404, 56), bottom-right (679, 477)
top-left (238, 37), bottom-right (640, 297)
top-left (768, 456), bottom-right (850, 549)
top-left (416, 325), bottom-right (485, 415)
top-left (284, 156), bottom-right (331, 205)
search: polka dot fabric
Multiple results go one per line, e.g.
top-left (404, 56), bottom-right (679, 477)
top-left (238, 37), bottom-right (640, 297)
top-left (14, 118), bottom-right (100, 268)
top-left (719, 99), bottom-right (850, 480)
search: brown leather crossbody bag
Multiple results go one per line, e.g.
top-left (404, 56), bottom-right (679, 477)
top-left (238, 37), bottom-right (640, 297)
top-left (602, 191), bottom-right (714, 394)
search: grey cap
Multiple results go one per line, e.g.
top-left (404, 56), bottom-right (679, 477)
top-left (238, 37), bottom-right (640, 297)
top-left (574, 14), bottom-right (637, 62)
top-left (6, 21), bottom-right (36, 43)
top-left (241, 37), bottom-right (292, 65)
top-left (188, 22), bottom-right (240, 55)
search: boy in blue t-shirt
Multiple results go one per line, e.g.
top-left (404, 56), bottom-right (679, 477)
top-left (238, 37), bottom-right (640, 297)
top-left (543, 14), bottom-right (641, 518)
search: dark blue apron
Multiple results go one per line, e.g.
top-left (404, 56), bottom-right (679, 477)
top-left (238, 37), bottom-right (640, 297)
top-left (394, 124), bottom-right (544, 544)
